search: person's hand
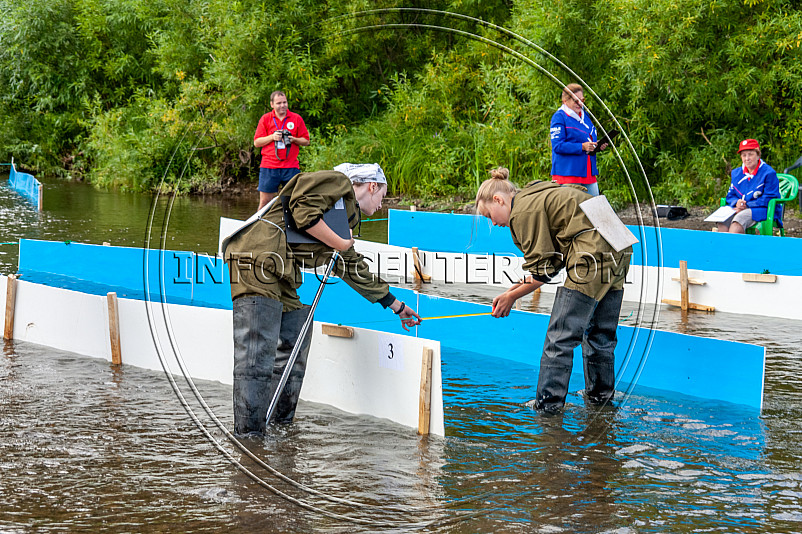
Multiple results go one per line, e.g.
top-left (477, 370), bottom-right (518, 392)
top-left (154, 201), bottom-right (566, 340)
top-left (272, 131), bottom-right (282, 142)
top-left (491, 291), bottom-right (517, 318)
top-left (598, 142), bottom-right (609, 152)
top-left (391, 300), bottom-right (422, 331)
top-left (582, 141), bottom-right (597, 153)
top-left (735, 198), bottom-right (747, 211)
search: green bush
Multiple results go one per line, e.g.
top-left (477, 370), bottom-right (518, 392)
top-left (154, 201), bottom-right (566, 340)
top-left (1, 0), bottom-right (801, 212)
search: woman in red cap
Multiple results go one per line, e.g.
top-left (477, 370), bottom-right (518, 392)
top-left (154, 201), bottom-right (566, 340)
top-left (717, 139), bottom-right (781, 233)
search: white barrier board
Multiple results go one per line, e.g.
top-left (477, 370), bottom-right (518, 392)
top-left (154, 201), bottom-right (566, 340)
top-left (1, 275), bottom-right (444, 435)
top-left (301, 324), bottom-right (444, 436)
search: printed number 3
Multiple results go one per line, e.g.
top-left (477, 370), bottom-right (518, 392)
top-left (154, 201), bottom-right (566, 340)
top-left (388, 343), bottom-right (394, 359)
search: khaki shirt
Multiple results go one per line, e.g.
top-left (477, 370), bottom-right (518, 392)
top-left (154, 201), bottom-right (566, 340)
top-left (226, 170), bottom-right (392, 306)
top-left (509, 181), bottom-right (631, 301)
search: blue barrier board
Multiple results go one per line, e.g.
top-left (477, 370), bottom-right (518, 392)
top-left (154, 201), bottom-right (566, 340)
top-left (297, 280), bottom-right (765, 411)
top-left (18, 239), bottom-right (232, 309)
top-left (18, 238), bottom-right (765, 410)
top-left (388, 209), bottom-right (802, 276)
top-left (8, 161), bottom-right (42, 209)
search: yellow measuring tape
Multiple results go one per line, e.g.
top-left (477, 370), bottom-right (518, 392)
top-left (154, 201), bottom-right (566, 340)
top-left (420, 312), bottom-right (493, 321)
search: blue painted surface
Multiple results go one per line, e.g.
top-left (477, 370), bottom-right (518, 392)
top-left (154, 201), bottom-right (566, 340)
top-left (18, 239), bottom-right (232, 309)
top-left (298, 280), bottom-right (765, 411)
top-left (7, 161), bottom-right (42, 209)
top-left (18, 238), bottom-right (765, 410)
top-left (388, 209), bottom-right (802, 276)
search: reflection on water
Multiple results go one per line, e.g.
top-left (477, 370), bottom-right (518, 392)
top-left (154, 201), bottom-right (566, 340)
top-left (2, 330), bottom-right (801, 532)
top-left (1, 178), bottom-right (801, 531)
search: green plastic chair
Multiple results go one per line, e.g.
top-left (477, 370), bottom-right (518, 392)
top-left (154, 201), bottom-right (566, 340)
top-left (719, 173), bottom-right (799, 236)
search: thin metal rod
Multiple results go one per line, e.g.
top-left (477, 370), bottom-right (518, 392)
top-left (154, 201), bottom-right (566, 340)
top-left (265, 250), bottom-right (340, 425)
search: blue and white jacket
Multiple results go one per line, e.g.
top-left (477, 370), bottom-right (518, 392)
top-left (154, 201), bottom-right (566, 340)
top-left (725, 160), bottom-right (781, 224)
top-left (549, 106), bottom-right (598, 181)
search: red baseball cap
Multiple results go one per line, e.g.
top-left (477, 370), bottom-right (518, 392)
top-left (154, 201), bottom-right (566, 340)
top-left (738, 139), bottom-right (760, 153)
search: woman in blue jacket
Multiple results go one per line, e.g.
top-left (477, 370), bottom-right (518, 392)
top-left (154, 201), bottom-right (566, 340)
top-left (549, 83), bottom-right (608, 196)
top-left (718, 139), bottom-right (781, 233)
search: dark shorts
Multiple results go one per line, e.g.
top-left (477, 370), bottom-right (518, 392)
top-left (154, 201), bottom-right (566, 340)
top-left (258, 167), bottom-right (300, 193)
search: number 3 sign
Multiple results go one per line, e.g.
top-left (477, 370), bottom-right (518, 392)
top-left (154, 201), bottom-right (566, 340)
top-left (378, 334), bottom-right (404, 371)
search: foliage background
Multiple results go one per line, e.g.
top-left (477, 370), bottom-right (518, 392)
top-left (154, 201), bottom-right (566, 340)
top-left (0, 0), bottom-right (800, 207)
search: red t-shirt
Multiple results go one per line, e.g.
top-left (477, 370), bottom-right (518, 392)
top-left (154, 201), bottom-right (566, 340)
top-left (254, 110), bottom-right (309, 169)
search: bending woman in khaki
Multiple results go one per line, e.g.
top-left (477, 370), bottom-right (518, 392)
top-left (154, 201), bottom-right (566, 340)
top-left (475, 167), bottom-right (631, 413)
top-left (225, 164), bottom-right (421, 435)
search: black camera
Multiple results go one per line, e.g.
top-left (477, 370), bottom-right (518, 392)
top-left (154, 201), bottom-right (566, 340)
top-left (275, 129), bottom-right (292, 159)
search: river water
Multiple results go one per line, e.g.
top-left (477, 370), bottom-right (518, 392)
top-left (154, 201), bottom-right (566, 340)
top-left (1, 178), bottom-right (801, 532)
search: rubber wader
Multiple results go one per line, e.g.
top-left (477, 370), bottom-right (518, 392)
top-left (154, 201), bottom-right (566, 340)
top-left (582, 289), bottom-right (623, 405)
top-left (269, 305), bottom-right (314, 423)
top-left (535, 286), bottom-right (620, 412)
top-left (232, 296), bottom-right (282, 435)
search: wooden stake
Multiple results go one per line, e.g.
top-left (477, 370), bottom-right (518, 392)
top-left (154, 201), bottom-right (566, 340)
top-left (679, 260), bottom-right (689, 311)
top-left (411, 247), bottom-right (431, 281)
top-left (37, 187), bottom-right (43, 212)
top-left (4, 275), bottom-right (17, 340)
top-left (107, 292), bottom-right (122, 365)
top-left (418, 347), bottom-right (433, 435)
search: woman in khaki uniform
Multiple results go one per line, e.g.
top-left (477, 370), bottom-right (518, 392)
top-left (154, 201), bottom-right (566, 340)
top-left (225, 163), bottom-right (421, 435)
top-left (475, 167), bottom-right (631, 413)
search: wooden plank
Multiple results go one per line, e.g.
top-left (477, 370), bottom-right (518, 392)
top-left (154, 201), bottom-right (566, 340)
top-left (321, 323), bottom-right (354, 338)
top-left (671, 277), bottom-right (706, 285)
top-left (679, 260), bottom-right (689, 311)
top-left (661, 299), bottom-right (716, 312)
top-left (418, 347), bottom-right (433, 435)
top-left (742, 273), bottom-right (777, 283)
top-left (107, 292), bottom-right (122, 365)
top-left (4, 275), bottom-right (17, 340)
top-left (411, 247), bottom-right (431, 281)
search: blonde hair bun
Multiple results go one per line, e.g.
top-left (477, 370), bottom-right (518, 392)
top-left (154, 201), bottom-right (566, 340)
top-left (475, 166), bottom-right (519, 207)
top-left (489, 167), bottom-right (510, 180)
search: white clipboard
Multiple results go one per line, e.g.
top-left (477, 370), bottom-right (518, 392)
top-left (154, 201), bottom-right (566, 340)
top-left (579, 195), bottom-right (639, 252)
top-left (704, 205), bottom-right (736, 223)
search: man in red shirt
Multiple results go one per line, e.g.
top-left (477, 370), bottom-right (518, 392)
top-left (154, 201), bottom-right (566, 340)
top-left (253, 90), bottom-right (311, 209)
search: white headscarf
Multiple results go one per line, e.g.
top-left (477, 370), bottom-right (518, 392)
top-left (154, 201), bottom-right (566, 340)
top-left (334, 163), bottom-right (387, 184)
